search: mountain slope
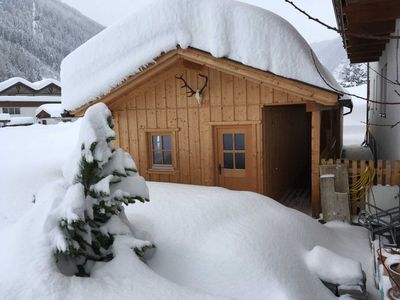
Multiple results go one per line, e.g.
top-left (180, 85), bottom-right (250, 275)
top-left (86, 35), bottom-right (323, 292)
top-left (311, 37), bottom-right (367, 88)
top-left (311, 37), bottom-right (348, 81)
top-left (0, 0), bottom-right (103, 81)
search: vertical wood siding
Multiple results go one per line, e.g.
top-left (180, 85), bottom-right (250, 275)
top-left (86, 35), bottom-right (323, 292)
top-left (109, 61), bottom-right (309, 194)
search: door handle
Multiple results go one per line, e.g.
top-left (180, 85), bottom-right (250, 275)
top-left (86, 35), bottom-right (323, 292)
top-left (218, 164), bottom-right (223, 174)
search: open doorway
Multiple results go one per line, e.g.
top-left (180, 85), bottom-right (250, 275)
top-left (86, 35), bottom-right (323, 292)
top-left (263, 105), bottom-right (311, 215)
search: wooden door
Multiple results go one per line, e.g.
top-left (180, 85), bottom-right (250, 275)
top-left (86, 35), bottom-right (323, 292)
top-left (214, 125), bottom-right (257, 192)
top-left (263, 105), bottom-right (311, 200)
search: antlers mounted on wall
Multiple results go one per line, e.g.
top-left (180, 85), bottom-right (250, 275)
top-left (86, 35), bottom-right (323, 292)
top-left (175, 74), bottom-right (208, 105)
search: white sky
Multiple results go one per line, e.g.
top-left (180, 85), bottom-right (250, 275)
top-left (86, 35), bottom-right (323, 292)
top-left (60, 0), bottom-right (340, 44)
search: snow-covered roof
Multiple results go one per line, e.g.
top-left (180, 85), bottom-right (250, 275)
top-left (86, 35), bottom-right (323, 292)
top-left (0, 113), bottom-right (11, 122)
top-left (0, 95), bottom-right (61, 103)
top-left (61, 0), bottom-right (342, 111)
top-left (0, 77), bottom-right (60, 93)
top-left (35, 104), bottom-right (64, 118)
top-left (7, 117), bottom-right (34, 126)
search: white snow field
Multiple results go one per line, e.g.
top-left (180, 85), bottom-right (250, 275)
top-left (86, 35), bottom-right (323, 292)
top-left (0, 120), bottom-right (378, 299)
top-left (61, 0), bottom-right (341, 111)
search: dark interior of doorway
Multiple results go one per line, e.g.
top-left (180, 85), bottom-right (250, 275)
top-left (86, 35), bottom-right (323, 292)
top-left (263, 105), bottom-right (311, 215)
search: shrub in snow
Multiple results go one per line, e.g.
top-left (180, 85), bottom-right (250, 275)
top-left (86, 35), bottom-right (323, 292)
top-left (46, 103), bottom-right (153, 277)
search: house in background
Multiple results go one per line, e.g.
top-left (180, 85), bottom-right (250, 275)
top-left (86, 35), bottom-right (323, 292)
top-left (333, 0), bottom-right (400, 160)
top-left (0, 77), bottom-right (61, 126)
top-left (35, 103), bottom-right (75, 125)
top-left (62, 0), bottom-right (346, 216)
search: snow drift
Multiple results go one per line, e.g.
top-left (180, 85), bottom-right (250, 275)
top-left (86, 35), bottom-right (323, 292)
top-left (0, 183), bottom-right (372, 299)
top-left (61, 0), bottom-right (341, 111)
top-left (0, 113), bottom-right (376, 299)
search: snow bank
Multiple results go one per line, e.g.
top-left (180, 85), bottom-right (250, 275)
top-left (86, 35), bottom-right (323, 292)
top-left (36, 104), bottom-right (64, 117)
top-left (306, 245), bottom-right (363, 285)
top-left (126, 183), bottom-right (377, 300)
top-left (0, 182), bottom-right (228, 300)
top-left (0, 121), bottom-right (80, 227)
top-left (0, 77), bottom-right (60, 93)
top-left (0, 113), bottom-right (11, 121)
top-left (61, 0), bottom-right (341, 111)
top-left (0, 117), bottom-right (378, 299)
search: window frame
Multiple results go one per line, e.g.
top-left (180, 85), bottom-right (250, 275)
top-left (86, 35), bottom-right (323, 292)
top-left (2, 107), bottom-right (20, 115)
top-left (222, 133), bottom-right (246, 170)
top-left (146, 129), bottom-right (178, 174)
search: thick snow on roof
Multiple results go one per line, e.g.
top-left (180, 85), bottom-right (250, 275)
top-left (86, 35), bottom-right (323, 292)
top-left (0, 77), bottom-right (60, 93)
top-left (0, 95), bottom-right (61, 103)
top-left (61, 0), bottom-right (342, 111)
top-left (7, 117), bottom-right (34, 126)
top-left (0, 113), bottom-right (11, 121)
top-left (35, 104), bottom-right (64, 118)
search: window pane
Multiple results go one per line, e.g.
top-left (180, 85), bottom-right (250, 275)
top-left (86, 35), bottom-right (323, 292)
top-left (162, 135), bottom-right (171, 151)
top-left (235, 153), bottom-right (245, 169)
top-left (153, 151), bottom-right (163, 165)
top-left (163, 151), bottom-right (172, 165)
top-left (152, 135), bottom-right (162, 151)
top-left (15, 107), bottom-right (20, 114)
top-left (224, 153), bottom-right (234, 169)
top-left (2, 108), bottom-right (7, 113)
top-left (223, 134), bottom-right (233, 150)
top-left (235, 134), bottom-right (245, 150)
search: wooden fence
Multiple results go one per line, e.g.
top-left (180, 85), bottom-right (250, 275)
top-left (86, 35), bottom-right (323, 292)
top-left (321, 159), bottom-right (400, 214)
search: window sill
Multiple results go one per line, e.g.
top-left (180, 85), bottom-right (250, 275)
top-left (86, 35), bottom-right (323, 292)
top-left (147, 168), bottom-right (178, 175)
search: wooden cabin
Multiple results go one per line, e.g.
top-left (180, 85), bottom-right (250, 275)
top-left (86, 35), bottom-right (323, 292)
top-left (72, 47), bottom-right (343, 216)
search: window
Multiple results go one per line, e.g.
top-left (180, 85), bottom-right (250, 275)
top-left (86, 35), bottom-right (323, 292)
top-left (379, 64), bottom-right (388, 118)
top-left (222, 133), bottom-right (245, 170)
top-left (2, 107), bottom-right (20, 115)
top-left (147, 131), bottom-right (177, 171)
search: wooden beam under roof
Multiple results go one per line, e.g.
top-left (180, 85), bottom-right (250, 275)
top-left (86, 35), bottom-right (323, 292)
top-left (344, 1), bottom-right (400, 24)
top-left (349, 56), bottom-right (380, 64)
top-left (348, 49), bottom-right (384, 57)
top-left (332, 0), bottom-right (400, 63)
top-left (346, 20), bottom-right (396, 35)
top-left (347, 44), bottom-right (386, 53)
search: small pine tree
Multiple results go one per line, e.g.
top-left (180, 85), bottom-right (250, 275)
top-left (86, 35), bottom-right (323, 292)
top-left (340, 63), bottom-right (367, 87)
top-left (48, 103), bottom-right (153, 277)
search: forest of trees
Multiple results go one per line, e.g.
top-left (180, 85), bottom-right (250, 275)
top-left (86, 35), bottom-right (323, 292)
top-left (0, 0), bottom-right (103, 82)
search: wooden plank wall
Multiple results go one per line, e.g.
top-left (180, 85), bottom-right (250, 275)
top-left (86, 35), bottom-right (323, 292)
top-left (110, 61), bottom-right (308, 193)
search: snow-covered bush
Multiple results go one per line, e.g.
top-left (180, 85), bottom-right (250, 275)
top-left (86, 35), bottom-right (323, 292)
top-left (46, 103), bottom-right (153, 276)
top-left (340, 63), bottom-right (367, 88)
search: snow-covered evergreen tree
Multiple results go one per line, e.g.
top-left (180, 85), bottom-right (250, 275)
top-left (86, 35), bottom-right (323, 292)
top-left (340, 63), bottom-right (367, 87)
top-left (46, 103), bottom-right (153, 277)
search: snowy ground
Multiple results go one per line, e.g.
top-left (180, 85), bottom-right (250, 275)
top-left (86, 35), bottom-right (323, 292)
top-left (343, 84), bottom-right (367, 146)
top-left (0, 122), bottom-right (379, 299)
top-left (0, 121), bottom-right (80, 227)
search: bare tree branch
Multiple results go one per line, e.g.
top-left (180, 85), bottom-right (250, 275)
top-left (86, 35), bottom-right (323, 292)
top-left (284, 0), bottom-right (400, 40)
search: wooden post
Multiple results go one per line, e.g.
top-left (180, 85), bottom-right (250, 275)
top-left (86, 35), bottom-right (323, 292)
top-left (311, 110), bottom-right (321, 217)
